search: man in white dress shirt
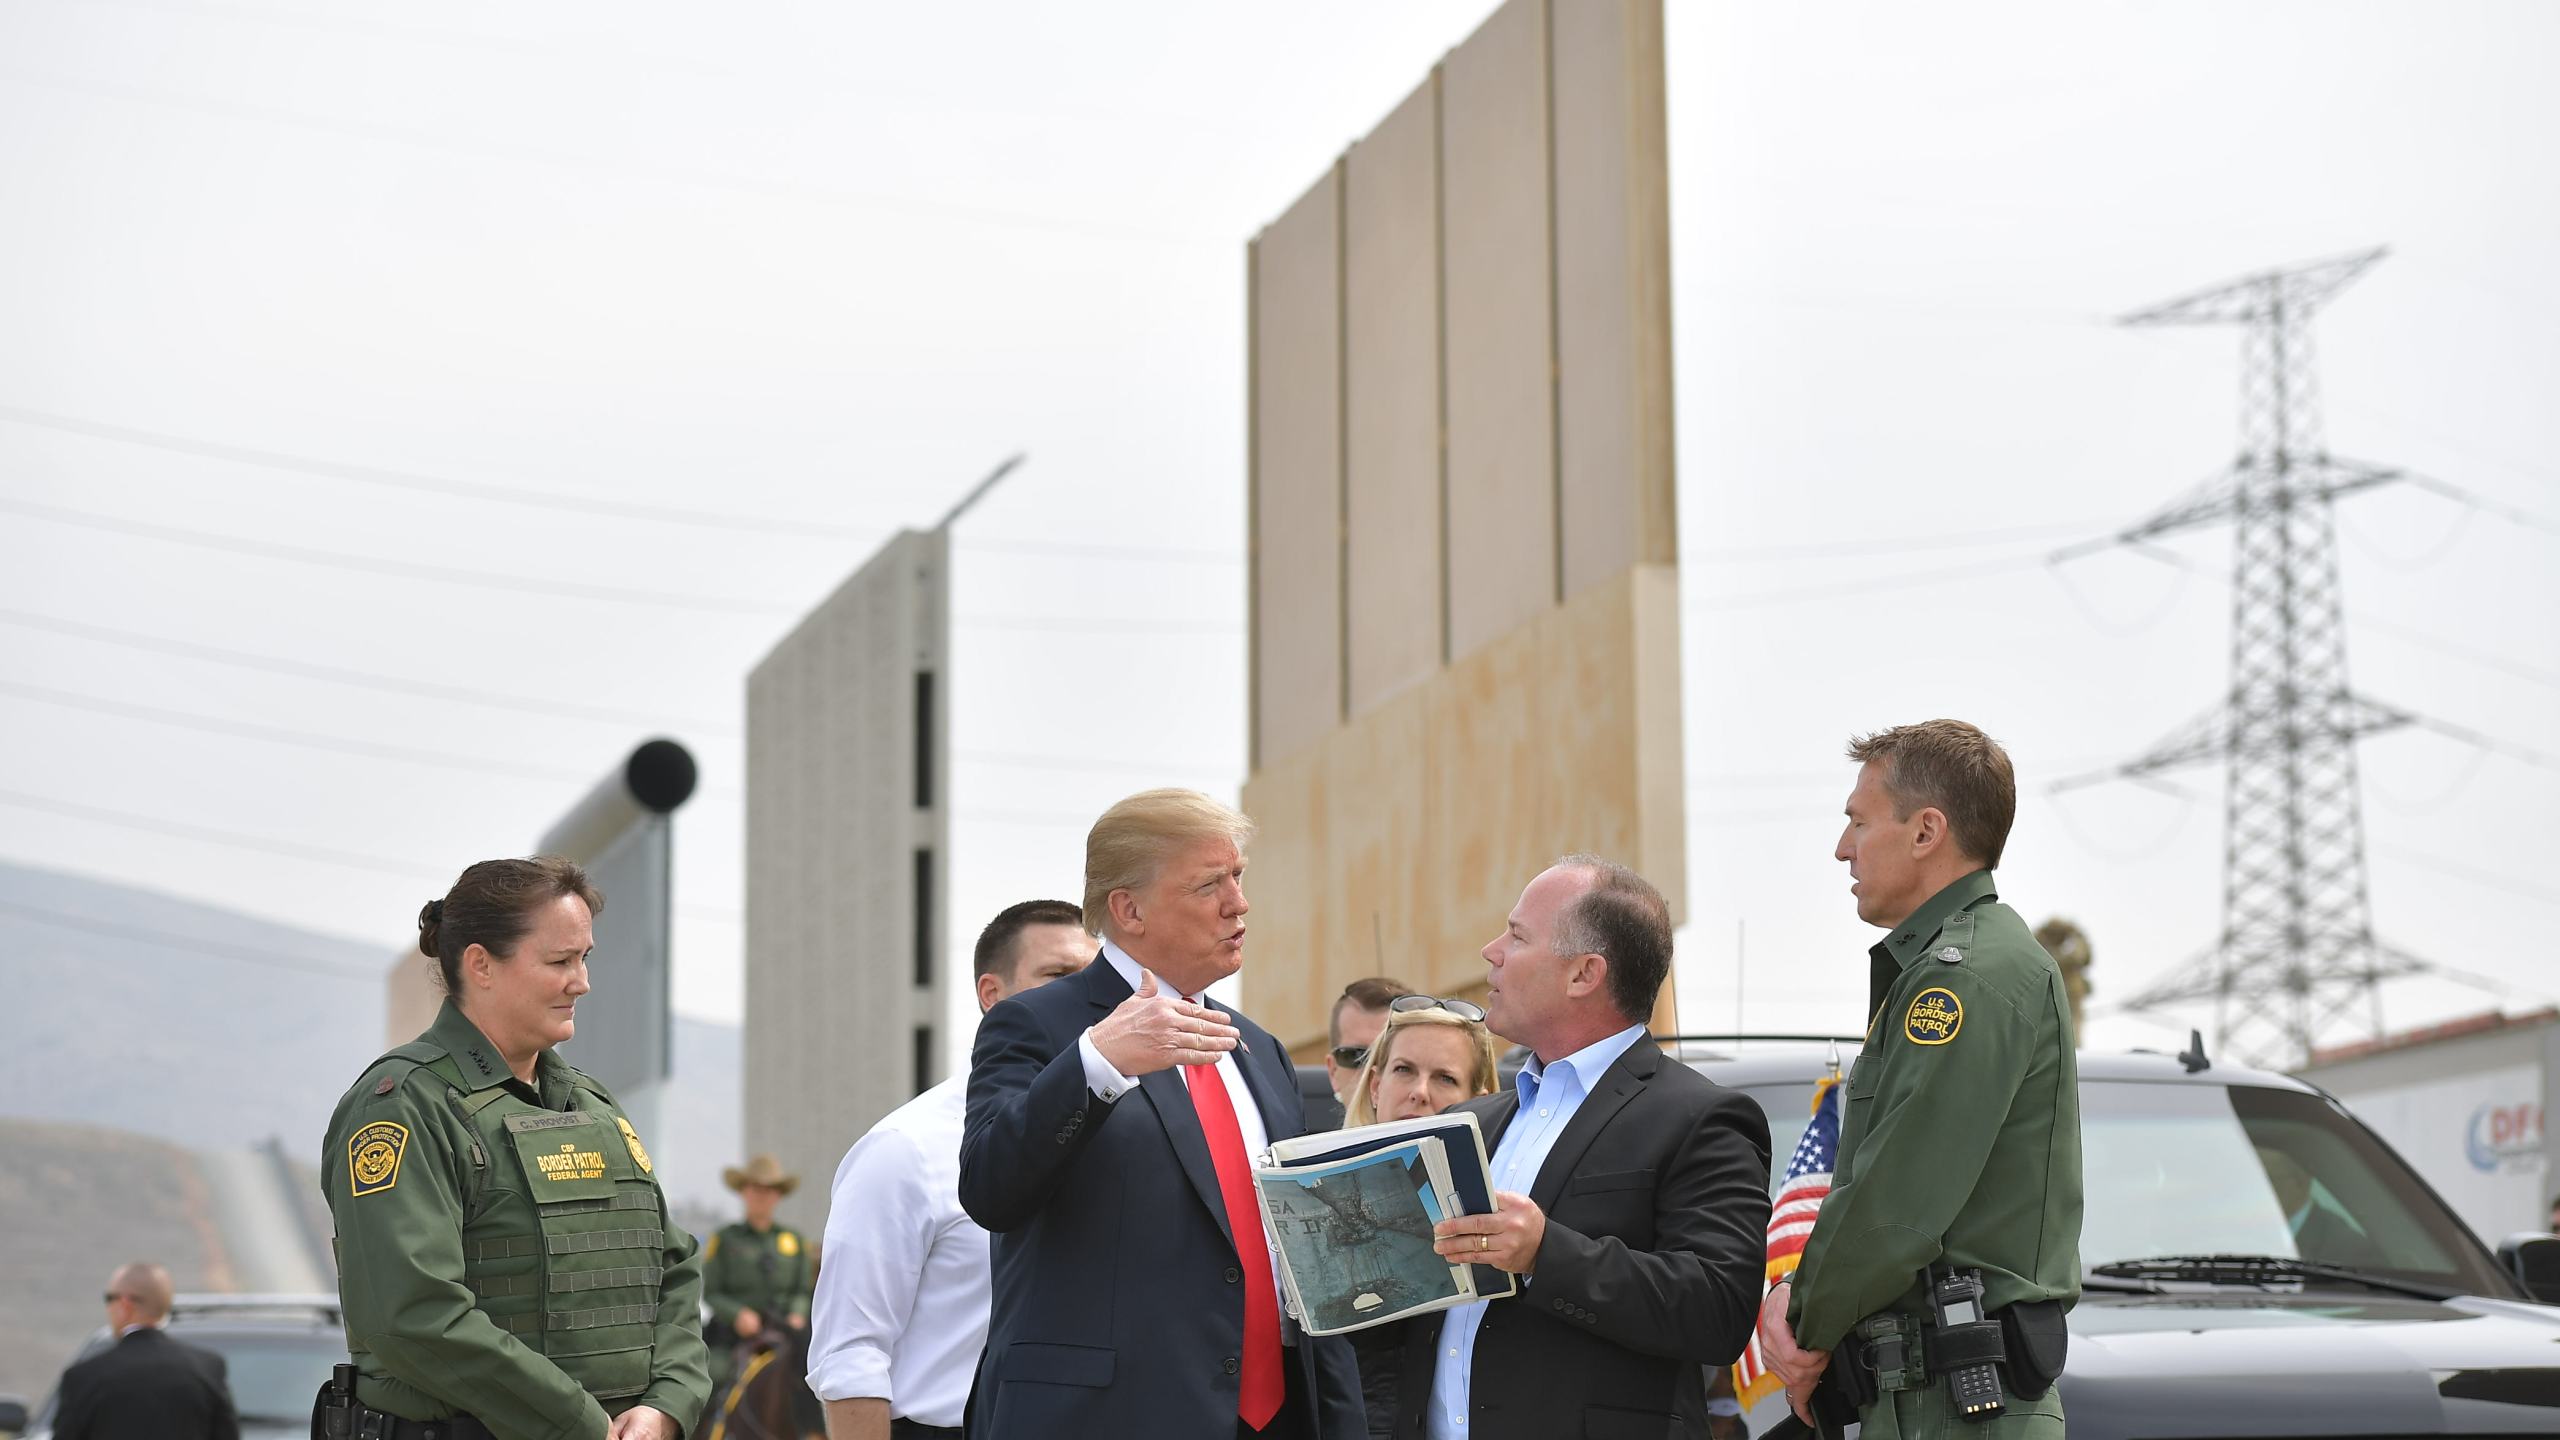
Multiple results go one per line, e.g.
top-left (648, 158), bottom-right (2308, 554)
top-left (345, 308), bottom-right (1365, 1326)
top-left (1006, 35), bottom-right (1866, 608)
top-left (808, 899), bottom-right (1094, 1440)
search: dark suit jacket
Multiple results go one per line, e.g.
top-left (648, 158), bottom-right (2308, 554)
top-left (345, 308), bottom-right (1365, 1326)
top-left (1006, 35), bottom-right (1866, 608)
top-left (959, 957), bottom-right (1365, 1439)
top-left (53, 1328), bottom-right (239, 1440)
top-left (1393, 1038), bottom-right (1772, 1440)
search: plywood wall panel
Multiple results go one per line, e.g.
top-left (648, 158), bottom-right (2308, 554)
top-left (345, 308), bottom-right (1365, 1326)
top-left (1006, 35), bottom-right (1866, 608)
top-left (1250, 169), bottom-right (1345, 770)
top-left (1440, 0), bottom-right (1558, 663)
top-left (1242, 566), bottom-right (1689, 1054)
top-left (1554, 0), bottom-right (1676, 595)
top-left (1344, 76), bottom-right (1446, 719)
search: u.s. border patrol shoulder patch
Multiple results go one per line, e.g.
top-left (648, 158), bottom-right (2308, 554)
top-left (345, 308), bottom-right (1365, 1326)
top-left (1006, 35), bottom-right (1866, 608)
top-left (348, 1121), bottom-right (409, 1196)
top-left (1905, 987), bottom-right (1964, 1045)
top-left (616, 1115), bottom-right (653, 1174)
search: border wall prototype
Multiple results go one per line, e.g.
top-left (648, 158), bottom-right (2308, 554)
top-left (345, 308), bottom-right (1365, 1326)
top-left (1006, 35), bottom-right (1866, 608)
top-left (1244, 0), bottom-right (1685, 1055)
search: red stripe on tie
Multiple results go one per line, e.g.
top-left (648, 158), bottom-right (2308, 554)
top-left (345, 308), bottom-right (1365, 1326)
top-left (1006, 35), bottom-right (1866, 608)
top-left (1183, 1060), bottom-right (1284, 1430)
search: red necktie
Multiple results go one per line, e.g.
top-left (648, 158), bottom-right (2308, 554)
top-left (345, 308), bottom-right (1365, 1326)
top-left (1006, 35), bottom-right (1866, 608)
top-left (1183, 1059), bottom-right (1285, 1430)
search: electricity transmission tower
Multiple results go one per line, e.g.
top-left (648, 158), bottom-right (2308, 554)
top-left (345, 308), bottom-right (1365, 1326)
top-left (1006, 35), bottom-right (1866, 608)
top-left (2078, 247), bottom-right (2429, 1065)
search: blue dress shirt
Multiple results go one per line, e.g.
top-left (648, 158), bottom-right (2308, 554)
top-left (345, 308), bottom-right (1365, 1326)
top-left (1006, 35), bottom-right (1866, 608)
top-left (1428, 1021), bottom-right (1649, 1439)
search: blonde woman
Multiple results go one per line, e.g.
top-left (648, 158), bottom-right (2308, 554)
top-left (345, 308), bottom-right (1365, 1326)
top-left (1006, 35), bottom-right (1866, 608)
top-left (1340, 996), bottom-right (1502, 1438)
top-left (1343, 996), bottom-right (1501, 1128)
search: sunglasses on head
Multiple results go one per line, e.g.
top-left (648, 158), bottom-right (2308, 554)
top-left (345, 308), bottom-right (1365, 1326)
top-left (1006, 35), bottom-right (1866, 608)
top-left (1389, 993), bottom-right (1487, 1023)
top-left (1334, 994), bottom-right (1489, 1068)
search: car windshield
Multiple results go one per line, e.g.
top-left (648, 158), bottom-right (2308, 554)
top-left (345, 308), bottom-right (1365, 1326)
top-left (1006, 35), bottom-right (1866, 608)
top-left (1741, 1074), bottom-right (2513, 1299)
top-left (172, 1329), bottom-right (345, 1423)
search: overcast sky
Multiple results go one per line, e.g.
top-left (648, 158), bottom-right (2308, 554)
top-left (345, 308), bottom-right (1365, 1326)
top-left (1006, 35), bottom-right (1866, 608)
top-left (5, 0), bottom-right (2554, 1071)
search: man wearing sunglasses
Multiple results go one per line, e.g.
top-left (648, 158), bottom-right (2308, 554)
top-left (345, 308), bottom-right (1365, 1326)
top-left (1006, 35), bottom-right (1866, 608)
top-left (51, 1263), bottom-right (238, 1440)
top-left (1320, 976), bottom-right (1418, 1127)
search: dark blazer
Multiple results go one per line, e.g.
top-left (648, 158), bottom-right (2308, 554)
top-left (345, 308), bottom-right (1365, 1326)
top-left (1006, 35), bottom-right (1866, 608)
top-left (959, 956), bottom-right (1365, 1439)
top-left (52, 1328), bottom-right (239, 1440)
top-left (1393, 1038), bottom-right (1772, 1440)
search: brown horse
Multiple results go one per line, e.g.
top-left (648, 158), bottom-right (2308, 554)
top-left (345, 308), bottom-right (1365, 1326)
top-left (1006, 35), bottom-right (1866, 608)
top-left (702, 1332), bottom-right (810, 1440)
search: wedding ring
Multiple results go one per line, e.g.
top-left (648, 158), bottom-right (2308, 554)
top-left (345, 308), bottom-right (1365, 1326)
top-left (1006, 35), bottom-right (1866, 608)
top-left (1478, 1234), bottom-right (1489, 1253)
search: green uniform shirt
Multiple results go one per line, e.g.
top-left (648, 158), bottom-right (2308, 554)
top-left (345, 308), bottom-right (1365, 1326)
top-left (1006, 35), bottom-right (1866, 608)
top-left (321, 1003), bottom-right (711, 1440)
top-left (701, 1220), bottom-right (814, 1331)
top-left (1789, 871), bottom-right (2084, 1353)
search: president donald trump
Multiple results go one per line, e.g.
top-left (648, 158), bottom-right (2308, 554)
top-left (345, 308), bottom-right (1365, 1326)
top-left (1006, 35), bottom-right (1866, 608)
top-left (959, 789), bottom-right (1364, 1439)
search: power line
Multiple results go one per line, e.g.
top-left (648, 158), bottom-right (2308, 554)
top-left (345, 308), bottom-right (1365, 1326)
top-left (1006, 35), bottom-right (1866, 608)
top-left (4, 67), bottom-right (1228, 250)
top-left (0, 607), bottom-right (741, 735)
top-left (1692, 518), bottom-right (2112, 565)
top-left (955, 613), bottom-right (1242, 636)
top-left (957, 749), bottom-right (1232, 779)
top-left (0, 678), bottom-right (593, 782)
top-left (0, 404), bottom-right (887, 540)
top-left (0, 896), bottom-right (385, 980)
top-left (0, 788), bottom-right (741, 925)
top-left (0, 788), bottom-right (447, 879)
top-left (0, 494), bottom-right (802, 615)
top-left (1685, 550), bottom-right (2052, 610)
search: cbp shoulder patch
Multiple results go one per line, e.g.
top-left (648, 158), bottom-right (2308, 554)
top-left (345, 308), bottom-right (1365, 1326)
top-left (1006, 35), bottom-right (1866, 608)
top-left (1905, 987), bottom-right (1964, 1045)
top-left (348, 1120), bottom-right (409, 1196)
top-left (615, 1115), bottom-right (653, 1174)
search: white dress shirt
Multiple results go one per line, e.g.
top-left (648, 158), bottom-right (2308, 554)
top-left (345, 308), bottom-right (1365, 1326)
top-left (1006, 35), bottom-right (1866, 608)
top-left (807, 1074), bottom-right (985, 1428)
top-left (1074, 939), bottom-right (1288, 1316)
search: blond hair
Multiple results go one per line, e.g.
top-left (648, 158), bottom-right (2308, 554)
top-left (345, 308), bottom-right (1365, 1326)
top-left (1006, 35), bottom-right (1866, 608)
top-left (1344, 1005), bottom-right (1501, 1128)
top-left (1082, 789), bottom-right (1257, 937)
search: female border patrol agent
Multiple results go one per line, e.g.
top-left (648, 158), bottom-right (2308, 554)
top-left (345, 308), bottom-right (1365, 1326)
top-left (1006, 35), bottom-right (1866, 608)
top-left (320, 857), bottom-right (710, 1440)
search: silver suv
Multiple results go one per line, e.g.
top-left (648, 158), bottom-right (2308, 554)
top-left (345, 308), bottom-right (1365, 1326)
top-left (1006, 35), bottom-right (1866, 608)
top-left (1681, 1042), bottom-right (2560, 1437)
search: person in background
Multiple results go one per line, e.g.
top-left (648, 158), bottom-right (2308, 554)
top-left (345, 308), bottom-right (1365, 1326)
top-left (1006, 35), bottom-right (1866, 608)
top-left (704, 1153), bottom-right (819, 1438)
top-left (1335, 997), bottom-right (1500, 1439)
top-left (322, 857), bottom-right (707, 1440)
top-left (1320, 977), bottom-right (1419, 1128)
top-left (52, 1263), bottom-right (237, 1440)
top-left (809, 899), bottom-right (1096, 1440)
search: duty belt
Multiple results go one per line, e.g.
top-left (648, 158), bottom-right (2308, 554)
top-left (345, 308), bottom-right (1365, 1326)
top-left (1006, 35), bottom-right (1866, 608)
top-left (348, 1406), bottom-right (496, 1440)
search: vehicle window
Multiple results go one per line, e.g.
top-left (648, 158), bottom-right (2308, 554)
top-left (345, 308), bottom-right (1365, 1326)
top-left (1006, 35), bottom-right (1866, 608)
top-left (177, 1331), bottom-right (345, 1423)
top-left (1739, 1076), bottom-right (2510, 1297)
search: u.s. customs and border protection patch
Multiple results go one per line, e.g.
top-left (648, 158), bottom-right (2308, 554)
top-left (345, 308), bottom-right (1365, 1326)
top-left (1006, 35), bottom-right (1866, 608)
top-left (349, 1121), bottom-right (409, 1196)
top-left (616, 1115), bottom-right (653, 1174)
top-left (1905, 987), bottom-right (1964, 1045)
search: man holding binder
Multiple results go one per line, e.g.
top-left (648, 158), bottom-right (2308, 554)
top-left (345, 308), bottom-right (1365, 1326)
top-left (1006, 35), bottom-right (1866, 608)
top-left (1404, 856), bottom-right (1773, 1439)
top-left (958, 788), bottom-right (1365, 1440)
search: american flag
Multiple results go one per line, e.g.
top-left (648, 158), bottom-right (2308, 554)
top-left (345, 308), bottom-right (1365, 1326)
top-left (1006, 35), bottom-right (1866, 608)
top-left (1732, 1073), bottom-right (1843, 1406)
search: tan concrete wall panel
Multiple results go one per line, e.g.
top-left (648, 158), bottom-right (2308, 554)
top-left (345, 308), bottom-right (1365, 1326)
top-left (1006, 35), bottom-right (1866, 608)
top-left (1554, 0), bottom-right (1677, 595)
top-left (1440, 0), bottom-right (1558, 663)
top-left (1244, 566), bottom-right (1687, 1054)
top-left (1251, 170), bottom-right (1345, 771)
top-left (1344, 77), bottom-right (1446, 718)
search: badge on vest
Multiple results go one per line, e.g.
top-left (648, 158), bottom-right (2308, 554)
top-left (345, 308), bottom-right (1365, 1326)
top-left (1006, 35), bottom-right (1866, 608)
top-left (777, 1230), bottom-right (799, 1257)
top-left (617, 1115), bottom-right (654, 1175)
top-left (349, 1121), bottom-right (409, 1196)
top-left (1905, 987), bottom-right (1964, 1045)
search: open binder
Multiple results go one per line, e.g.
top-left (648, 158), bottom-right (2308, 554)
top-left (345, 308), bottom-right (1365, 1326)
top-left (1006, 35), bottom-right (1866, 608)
top-left (1252, 1110), bottom-right (1517, 1336)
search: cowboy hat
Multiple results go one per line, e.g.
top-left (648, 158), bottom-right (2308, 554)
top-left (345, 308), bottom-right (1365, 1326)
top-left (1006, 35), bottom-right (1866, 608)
top-left (722, 1153), bottom-right (798, 1194)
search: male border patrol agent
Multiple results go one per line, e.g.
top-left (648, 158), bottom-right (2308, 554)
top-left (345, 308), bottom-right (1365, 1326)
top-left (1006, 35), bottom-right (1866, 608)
top-left (1759, 720), bottom-right (2083, 1439)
